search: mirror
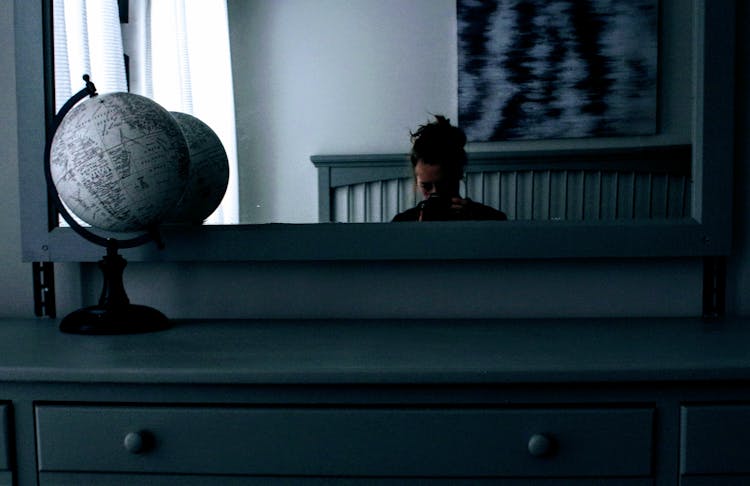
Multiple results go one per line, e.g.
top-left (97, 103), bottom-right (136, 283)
top-left (15, 0), bottom-right (734, 262)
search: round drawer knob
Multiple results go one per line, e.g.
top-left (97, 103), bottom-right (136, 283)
top-left (527, 433), bottom-right (554, 457)
top-left (123, 431), bottom-right (151, 454)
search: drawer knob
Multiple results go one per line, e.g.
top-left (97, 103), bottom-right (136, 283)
top-left (527, 433), bottom-right (554, 457)
top-left (123, 431), bottom-right (152, 454)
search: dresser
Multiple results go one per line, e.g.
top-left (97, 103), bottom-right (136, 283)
top-left (1, 317), bottom-right (750, 485)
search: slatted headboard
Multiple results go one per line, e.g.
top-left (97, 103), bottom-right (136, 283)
top-left (311, 145), bottom-right (692, 223)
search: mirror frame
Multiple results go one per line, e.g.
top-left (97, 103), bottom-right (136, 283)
top-left (15, 0), bottom-right (734, 263)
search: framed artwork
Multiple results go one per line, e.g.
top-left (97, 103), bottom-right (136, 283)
top-left (458, 0), bottom-right (658, 142)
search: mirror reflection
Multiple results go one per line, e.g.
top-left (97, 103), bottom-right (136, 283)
top-left (52, 0), bottom-right (693, 225)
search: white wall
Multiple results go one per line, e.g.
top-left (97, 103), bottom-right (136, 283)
top-left (3, 0), bottom-right (749, 320)
top-left (0, 0), bottom-right (30, 317)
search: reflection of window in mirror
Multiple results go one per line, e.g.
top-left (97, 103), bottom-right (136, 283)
top-left (51, 0), bottom-right (239, 224)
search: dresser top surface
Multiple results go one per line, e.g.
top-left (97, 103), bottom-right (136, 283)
top-left (1, 317), bottom-right (749, 385)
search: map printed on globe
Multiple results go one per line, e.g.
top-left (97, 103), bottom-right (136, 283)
top-left (168, 112), bottom-right (229, 224)
top-left (50, 92), bottom-right (190, 233)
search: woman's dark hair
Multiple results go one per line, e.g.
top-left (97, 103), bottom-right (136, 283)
top-left (410, 115), bottom-right (467, 181)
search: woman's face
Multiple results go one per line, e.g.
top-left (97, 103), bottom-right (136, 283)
top-left (414, 160), bottom-right (457, 199)
top-left (414, 161), bottom-right (442, 199)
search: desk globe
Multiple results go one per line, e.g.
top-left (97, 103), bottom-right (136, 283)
top-left (50, 91), bottom-right (190, 232)
top-left (167, 112), bottom-right (229, 224)
top-left (46, 76), bottom-right (227, 334)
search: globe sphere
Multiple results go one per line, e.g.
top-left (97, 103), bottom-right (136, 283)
top-left (50, 92), bottom-right (190, 232)
top-left (167, 112), bottom-right (229, 224)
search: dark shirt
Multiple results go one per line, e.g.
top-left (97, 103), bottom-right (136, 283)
top-left (392, 201), bottom-right (507, 222)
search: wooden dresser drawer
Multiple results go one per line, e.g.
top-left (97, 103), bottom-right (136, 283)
top-left (0, 403), bottom-right (11, 486)
top-left (681, 404), bottom-right (750, 475)
top-left (36, 404), bottom-right (653, 478)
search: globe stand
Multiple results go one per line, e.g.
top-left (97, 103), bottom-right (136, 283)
top-left (46, 75), bottom-right (171, 335)
top-left (59, 244), bottom-right (170, 335)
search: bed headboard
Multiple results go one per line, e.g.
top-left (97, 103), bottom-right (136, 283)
top-left (311, 145), bottom-right (692, 223)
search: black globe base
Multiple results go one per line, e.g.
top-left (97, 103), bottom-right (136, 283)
top-left (60, 304), bottom-right (170, 335)
top-left (59, 245), bottom-right (170, 335)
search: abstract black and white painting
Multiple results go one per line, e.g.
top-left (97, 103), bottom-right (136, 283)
top-left (458, 0), bottom-right (658, 142)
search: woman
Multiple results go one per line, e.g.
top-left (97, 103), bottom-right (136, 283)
top-left (392, 115), bottom-right (507, 222)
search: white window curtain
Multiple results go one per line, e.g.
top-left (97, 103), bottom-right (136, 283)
top-left (53, 0), bottom-right (239, 225)
top-left (53, 0), bottom-right (128, 110)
